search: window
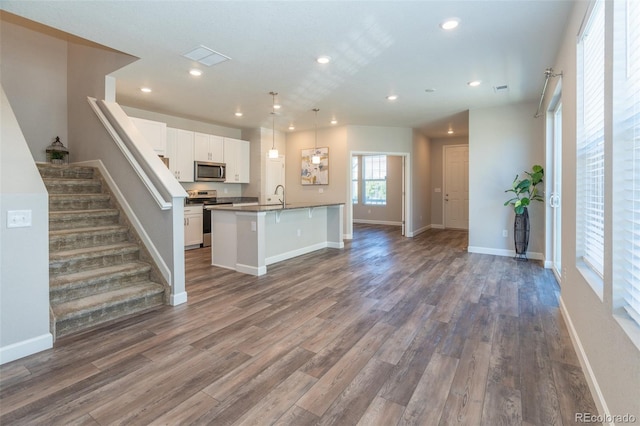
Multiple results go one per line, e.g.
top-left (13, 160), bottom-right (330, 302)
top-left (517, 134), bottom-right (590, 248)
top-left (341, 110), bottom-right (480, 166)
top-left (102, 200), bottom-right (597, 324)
top-left (577, 0), bottom-right (605, 277)
top-left (614, 0), bottom-right (640, 326)
top-left (363, 155), bottom-right (387, 205)
top-left (352, 156), bottom-right (359, 204)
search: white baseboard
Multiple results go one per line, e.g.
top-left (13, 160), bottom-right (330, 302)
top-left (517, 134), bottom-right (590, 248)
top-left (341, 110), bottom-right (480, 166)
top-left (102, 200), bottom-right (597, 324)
top-left (327, 241), bottom-right (344, 249)
top-left (559, 297), bottom-right (611, 424)
top-left (236, 263), bottom-right (267, 276)
top-left (467, 245), bottom-right (544, 260)
top-left (266, 242), bottom-right (328, 266)
top-left (352, 219), bottom-right (402, 226)
top-left (0, 333), bottom-right (53, 365)
top-left (431, 224), bottom-right (445, 229)
top-left (170, 291), bottom-right (188, 306)
top-left (411, 224), bottom-right (432, 237)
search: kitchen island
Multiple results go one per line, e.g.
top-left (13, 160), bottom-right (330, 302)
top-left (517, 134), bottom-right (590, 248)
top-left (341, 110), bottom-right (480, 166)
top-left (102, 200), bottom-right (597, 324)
top-left (207, 202), bottom-right (344, 275)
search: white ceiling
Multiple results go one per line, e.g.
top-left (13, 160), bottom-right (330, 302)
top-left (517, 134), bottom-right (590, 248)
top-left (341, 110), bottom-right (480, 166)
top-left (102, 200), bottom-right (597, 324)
top-left (1, 1), bottom-right (574, 138)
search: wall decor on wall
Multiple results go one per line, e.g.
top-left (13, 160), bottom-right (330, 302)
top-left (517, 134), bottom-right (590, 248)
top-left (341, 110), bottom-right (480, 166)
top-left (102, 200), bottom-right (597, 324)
top-left (301, 147), bottom-right (329, 185)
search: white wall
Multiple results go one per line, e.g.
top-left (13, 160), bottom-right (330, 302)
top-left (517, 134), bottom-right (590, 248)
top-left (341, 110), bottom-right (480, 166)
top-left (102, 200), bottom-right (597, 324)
top-left (1, 13), bottom-right (68, 162)
top-left (284, 125), bottom-right (419, 238)
top-left (0, 87), bottom-right (52, 364)
top-left (412, 130), bottom-right (431, 235)
top-left (468, 101), bottom-right (544, 258)
top-left (542, 0), bottom-right (640, 419)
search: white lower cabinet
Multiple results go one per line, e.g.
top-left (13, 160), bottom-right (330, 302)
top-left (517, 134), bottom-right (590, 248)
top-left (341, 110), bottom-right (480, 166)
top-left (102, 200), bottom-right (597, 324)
top-left (184, 205), bottom-right (203, 248)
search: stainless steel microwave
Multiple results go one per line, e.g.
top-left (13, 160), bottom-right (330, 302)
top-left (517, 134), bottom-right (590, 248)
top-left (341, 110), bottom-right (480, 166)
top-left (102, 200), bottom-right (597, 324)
top-left (194, 161), bottom-right (226, 182)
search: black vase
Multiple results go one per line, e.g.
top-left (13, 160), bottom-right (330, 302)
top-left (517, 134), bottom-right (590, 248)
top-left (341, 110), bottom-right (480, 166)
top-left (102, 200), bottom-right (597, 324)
top-left (514, 207), bottom-right (530, 260)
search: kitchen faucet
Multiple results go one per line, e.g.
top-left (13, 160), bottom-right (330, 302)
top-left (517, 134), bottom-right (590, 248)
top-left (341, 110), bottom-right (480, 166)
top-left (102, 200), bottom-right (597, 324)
top-left (274, 185), bottom-right (285, 208)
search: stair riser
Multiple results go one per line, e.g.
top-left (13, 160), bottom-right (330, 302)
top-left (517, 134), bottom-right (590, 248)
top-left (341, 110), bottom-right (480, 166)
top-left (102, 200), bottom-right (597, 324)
top-left (49, 214), bottom-right (120, 231)
top-left (55, 293), bottom-right (164, 338)
top-left (50, 231), bottom-right (129, 252)
top-left (44, 182), bottom-right (103, 194)
top-left (50, 269), bottom-right (152, 303)
top-left (50, 198), bottom-right (112, 211)
top-left (37, 165), bottom-right (95, 179)
top-left (50, 250), bottom-right (140, 277)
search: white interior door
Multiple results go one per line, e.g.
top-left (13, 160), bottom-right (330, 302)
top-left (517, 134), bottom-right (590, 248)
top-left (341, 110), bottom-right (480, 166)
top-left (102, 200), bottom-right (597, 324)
top-left (551, 103), bottom-right (563, 280)
top-left (264, 155), bottom-right (285, 204)
top-left (444, 145), bottom-right (469, 229)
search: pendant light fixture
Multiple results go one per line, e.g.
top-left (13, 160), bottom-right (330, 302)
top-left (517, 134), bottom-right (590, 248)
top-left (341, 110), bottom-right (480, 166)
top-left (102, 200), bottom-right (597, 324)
top-left (268, 91), bottom-right (279, 159)
top-left (312, 108), bottom-right (321, 164)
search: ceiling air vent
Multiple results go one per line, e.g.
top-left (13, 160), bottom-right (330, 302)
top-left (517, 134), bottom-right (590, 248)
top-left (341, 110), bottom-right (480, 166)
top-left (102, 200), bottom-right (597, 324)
top-left (183, 45), bottom-right (231, 67)
top-left (493, 84), bottom-right (509, 93)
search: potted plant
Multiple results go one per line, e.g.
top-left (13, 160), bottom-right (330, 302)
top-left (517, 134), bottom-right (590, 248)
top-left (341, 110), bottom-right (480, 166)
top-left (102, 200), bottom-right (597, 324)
top-left (504, 165), bottom-right (544, 259)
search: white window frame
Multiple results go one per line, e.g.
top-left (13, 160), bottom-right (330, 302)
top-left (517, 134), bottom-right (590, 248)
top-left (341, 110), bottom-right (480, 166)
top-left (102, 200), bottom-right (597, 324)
top-left (363, 155), bottom-right (387, 206)
top-left (577, 0), bottom-right (606, 290)
top-left (613, 0), bottom-right (640, 329)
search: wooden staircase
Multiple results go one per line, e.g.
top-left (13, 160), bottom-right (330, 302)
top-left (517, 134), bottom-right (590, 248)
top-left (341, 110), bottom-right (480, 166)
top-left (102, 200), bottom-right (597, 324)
top-left (38, 163), bottom-right (166, 339)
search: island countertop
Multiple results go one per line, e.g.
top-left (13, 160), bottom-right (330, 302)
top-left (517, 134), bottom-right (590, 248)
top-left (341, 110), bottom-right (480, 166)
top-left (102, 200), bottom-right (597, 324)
top-left (205, 201), bottom-right (344, 212)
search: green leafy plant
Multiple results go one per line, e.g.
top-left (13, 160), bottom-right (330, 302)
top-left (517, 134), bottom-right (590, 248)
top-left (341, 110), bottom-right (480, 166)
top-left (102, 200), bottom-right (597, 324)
top-left (50, 151), bottom-right (66, 160)
top-left (504, 165), bottom-right (544, 215)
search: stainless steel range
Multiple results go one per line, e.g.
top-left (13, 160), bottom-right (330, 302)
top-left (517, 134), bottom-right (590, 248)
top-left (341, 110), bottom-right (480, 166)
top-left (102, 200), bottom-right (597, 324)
top-left (185, 190), bottom-right (231, 247)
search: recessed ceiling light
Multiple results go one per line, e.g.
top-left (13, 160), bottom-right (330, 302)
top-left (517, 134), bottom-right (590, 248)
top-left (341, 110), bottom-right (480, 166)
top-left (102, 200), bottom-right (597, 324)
top-left (234, 112), bottom-right (243, 117)
top-left (468, 80), bottom-right (482, 87)
top-left (440, 18), bottom-right (460, 30)
top-left (274, 104), bottom-right (281, 110)
top-left (317, 56), bottom-right (331, 64)
top-left (189, 69), bottom-right (202, 76)
top-left (330, 119), bottom-right (338, 125)
top-left (448, 129), bottom-right (454, 134)
top-left (289, 125), bottom-right (295, 130)
top-left (386, 95), bottom-right (398, 101)
top-left (140, 87), bottom-right (152, 93)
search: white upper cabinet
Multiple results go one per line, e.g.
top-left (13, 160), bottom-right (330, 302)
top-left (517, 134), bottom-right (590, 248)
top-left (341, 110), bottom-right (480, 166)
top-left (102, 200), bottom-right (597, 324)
top-left (224, 138), bottom-right (250, 183)
top-left (194, 133), bottom-right (224, 163)
top-left (166, 127), bottom-right (194, 182)
top-left (129, 117), bottom-right (167, 155)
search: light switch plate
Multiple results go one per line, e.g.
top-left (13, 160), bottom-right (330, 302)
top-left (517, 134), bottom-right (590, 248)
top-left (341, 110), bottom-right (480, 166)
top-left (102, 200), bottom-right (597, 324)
top-left (7, 210), bottom-right (32, 228)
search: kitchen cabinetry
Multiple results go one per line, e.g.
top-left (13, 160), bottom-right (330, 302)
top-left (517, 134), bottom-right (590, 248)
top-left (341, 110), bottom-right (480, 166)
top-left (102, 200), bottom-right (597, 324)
top-left (166, 127), bottom-right (194, 182)
top-left (224, 138), bottom-right (250, 183)
top-left (129, 117), bottom-right (167, 155)
top-left (194, 133), bottom-right (224, 163)
top-left (184, 205), bottom-right (203, 248)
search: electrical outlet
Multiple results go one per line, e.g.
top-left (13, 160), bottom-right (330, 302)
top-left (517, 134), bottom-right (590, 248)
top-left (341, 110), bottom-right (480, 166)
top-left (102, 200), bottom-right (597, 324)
top-left (319, 188), bottom-right (324, 193)
top-left (502, 229), bottom-right (508, 237)
top-left (297, 229), bottom-right (301, 237)
top-left (7, 210), bottom-right (32, 228)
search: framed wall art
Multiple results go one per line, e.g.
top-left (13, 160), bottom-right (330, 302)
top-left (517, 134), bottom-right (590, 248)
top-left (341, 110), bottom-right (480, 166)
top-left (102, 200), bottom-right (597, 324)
top-left (301, 147), bottom-right (329, 185)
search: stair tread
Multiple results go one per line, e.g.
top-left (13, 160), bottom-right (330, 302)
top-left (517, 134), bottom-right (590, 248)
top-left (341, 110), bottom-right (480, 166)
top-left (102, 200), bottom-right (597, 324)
top-left (50, 242), bottom-right (139, 260)
top-left (52, 281), bottom-right (164, 319)
top-left (50, 261), bottom-right (151, 287)
top-left (49, 193), bottom-right (110, 198)
top-left (50, 208), bottom-right (119, 216)
top-left (49, 225), bottom-right (128, 237)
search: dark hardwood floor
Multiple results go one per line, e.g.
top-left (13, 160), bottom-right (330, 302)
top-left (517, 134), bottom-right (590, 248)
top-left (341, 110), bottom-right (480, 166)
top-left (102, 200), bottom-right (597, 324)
top-left (0, 224), bottom-right (597, 425)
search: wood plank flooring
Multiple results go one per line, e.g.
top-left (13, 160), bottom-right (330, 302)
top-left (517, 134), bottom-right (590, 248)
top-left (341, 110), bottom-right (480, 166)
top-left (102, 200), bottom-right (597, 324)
top-left (0, 224), bottom-right (597, 425)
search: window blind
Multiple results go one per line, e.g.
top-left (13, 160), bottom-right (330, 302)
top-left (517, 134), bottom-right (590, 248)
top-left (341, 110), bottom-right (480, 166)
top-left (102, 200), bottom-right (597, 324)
top-left (577, 0), bottom-right (605, 276)
top-left (618, 0), bottom-right (640, 326)
top-left (363, 155), bottom-right (387, 205)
